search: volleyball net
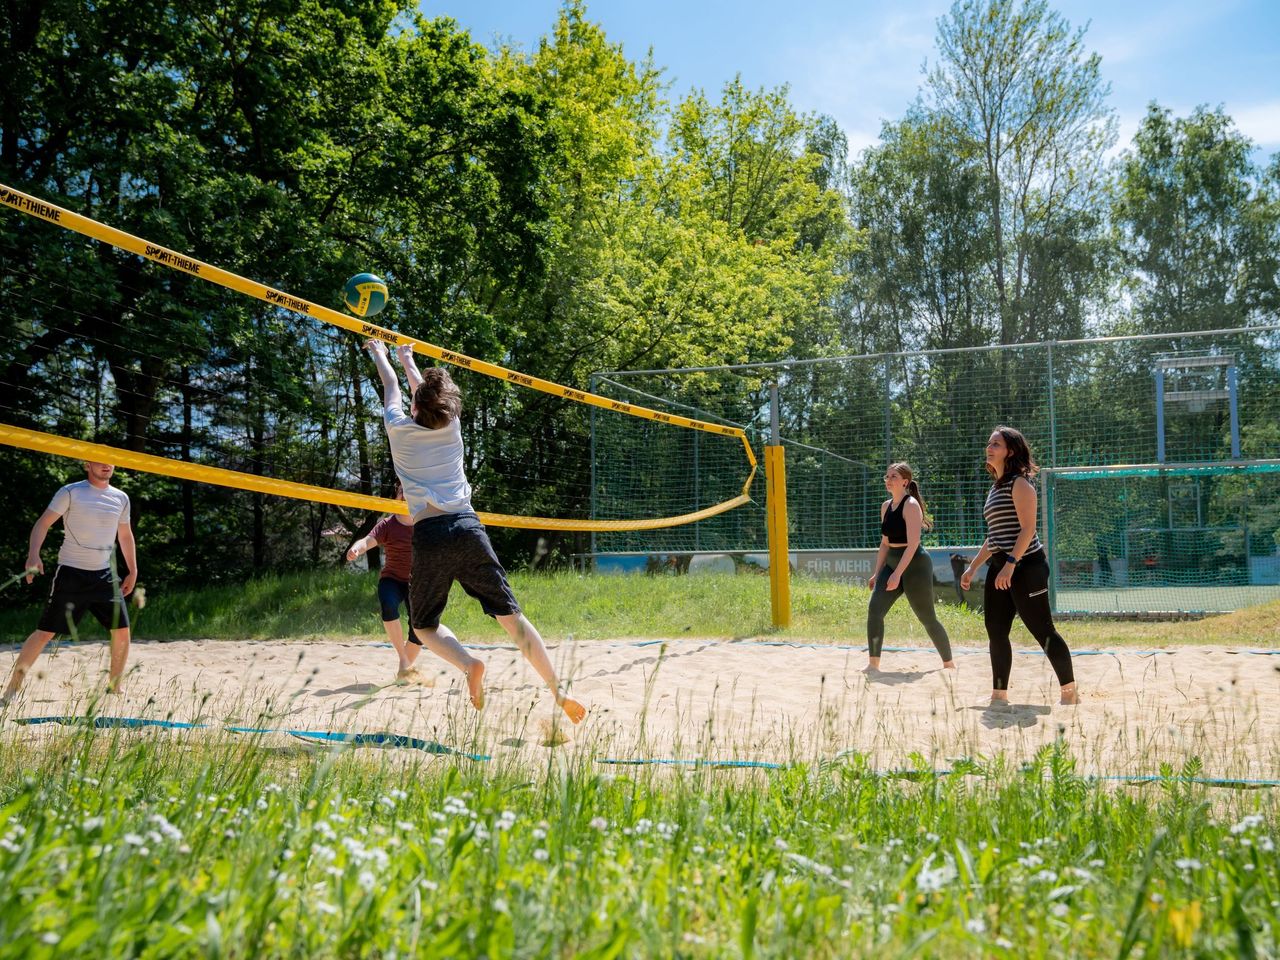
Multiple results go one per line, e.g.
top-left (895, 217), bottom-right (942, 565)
top-left (0, 184), bottom-right (755, 577)
top-left (595, 330), bottom-right (1280, 614)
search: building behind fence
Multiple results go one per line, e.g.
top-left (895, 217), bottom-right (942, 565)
top-left (589, 325), bottom-right (1280, 614)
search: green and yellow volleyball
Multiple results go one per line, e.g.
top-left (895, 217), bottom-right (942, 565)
top-left (342, 272), bottom-right (389, 318)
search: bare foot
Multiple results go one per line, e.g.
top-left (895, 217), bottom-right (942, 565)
top-left (1059, 683), bottom-right (1079, 705)
top-left (396, 667), bottom-right (432, 686)
top-left (942, 661), bottom-right (957, 671)
top-left (465, 660), bottom-right (486, 709)
top-left (558, 697), bottom-right (587, 724)
top-left (862, 658), bottom-right (881, 674)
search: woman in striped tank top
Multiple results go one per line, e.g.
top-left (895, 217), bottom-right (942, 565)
top-left (959, 427), bottom-right (1078, 705)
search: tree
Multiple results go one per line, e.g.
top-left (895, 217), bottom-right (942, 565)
top-left (926, 0), bottom-right (1115, 346)
top-left (1114, 104), bottom-right (1280, 334)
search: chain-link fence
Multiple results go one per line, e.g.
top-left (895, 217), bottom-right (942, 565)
top-left (591, 325), bottom-right (1280, 613)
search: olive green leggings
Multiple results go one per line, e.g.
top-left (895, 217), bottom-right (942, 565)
top-left (866, 547), bottom-right (952, 661)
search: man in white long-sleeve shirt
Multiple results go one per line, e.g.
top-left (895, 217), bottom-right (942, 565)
top-left (1, 461), bottom-right (137, 704)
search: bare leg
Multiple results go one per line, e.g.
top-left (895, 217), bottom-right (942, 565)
top-left (1, 629), bottom-right (56, 704)
top-left (1059, 681), bottom-right (1078, 705)
top-left (863, 656), bottom-right (881, 673)
top-left (411, 623), bottom-right (485, 709)
top-left (496, 613), bottom-right (585, 723)
top-left (106, 627), bottom-right (129, 693)
top-left (382, 619), bottom-right (421, 676)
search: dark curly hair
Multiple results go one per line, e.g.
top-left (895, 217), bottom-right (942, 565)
top-left (412, 367), bottom-right (462, 429)
top-left (986, 425), bottom-right (1038, 485)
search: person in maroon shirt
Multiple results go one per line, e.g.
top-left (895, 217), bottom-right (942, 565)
top-left (347, 484), bottom-right (424, 682)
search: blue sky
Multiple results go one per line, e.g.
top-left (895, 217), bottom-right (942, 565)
top-left (420, 0), bottom-right (1280, 160)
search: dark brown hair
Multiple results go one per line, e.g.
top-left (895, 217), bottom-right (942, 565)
top-left (888, 461), bottom-right (933, 532)
top-left (985, 425), bottom-right (1038, 484)
top-left (412, 367), bottom-right (462, 429)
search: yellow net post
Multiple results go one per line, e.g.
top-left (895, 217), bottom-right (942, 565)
top-left (765, 385), bottom-right (791, 628)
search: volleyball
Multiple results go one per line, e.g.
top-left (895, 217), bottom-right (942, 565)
top-left (342, 272), bottom-right (389, 318)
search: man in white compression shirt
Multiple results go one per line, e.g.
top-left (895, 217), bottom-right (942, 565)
top-left (1, 461), bottom-right (137, 705)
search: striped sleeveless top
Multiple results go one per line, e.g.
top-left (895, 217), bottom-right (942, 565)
top-left (983, 477), bottom-right (1042, 554)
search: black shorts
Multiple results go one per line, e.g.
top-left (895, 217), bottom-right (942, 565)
top-left (409, 512), bottom-right (520, 630)
top-left (36, 565), bottom-right (130, 635)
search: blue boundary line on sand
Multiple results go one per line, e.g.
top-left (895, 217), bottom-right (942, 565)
top-left (594, 757), bottom-right (1280, 788)
top-left (371, 639), bottom-right (1279, 656)
top-left (11, 716), bottom-right (489, 761)
top-left (11, 716), bottom-right (1273, 787)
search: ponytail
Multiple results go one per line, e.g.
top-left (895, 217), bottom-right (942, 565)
top-left (906, 479), bottom-right (933, 532)
top-left (888, 461), bottom-right (933, 532)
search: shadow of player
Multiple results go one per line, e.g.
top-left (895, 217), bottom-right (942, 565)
top-left (971, 701), bottom-right (1052, 730)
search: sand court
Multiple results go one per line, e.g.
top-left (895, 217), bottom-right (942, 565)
top-left (2, 637), bottom-right (1278, 781)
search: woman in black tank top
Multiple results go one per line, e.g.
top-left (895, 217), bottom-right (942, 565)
top-left (865, 462), bottom-right (954, 672)
top-left (959, 427), bottom-right (1077, 705)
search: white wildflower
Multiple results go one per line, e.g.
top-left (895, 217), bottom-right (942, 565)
top-left (357, 870), bottom-right (376, 893)
top-left (315, 901), bottom-right (338, 916)
top-left (1175, 858), bottom-right (1202, 872)
top-left (965, 917), bottom-right (986, 934)
top-left (149, 814), bottom-right (183, 842)
top-left (915, 853), bottom-right (957, 893)
top-left (1231, 814), bottom-right (1264, 835)
top-left (533, 848), bottom-right (549, 862)
top-left (588, 817), bottom-right (607, 831)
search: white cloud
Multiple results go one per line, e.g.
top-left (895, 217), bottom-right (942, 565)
top-left (1232, 100), bottom-right (1280, 148)
top-left (780, 4), bottom-right (945, 157)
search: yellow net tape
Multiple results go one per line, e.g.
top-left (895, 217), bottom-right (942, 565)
top-left (0, 424), bottom-right (752, 531)
top-left (0, 183), bottom-right (757, 530)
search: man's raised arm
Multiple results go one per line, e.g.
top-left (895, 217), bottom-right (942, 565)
top-left (364, 339), bottom-right (402, 412)
top-left (395, 343), bottom-right (424, 394)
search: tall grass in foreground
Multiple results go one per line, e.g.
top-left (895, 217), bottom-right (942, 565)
top-left (2, 568), bottom-right (1277, 646)
top-left (0, 729), bottom-right (1275, 958)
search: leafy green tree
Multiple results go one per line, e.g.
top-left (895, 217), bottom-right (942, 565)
top-left (925, 0), bottom-right (1115, 346)
top-left (1113, 104), bottom-right (1280, 334)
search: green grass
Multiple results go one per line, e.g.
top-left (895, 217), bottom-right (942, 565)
top-left (3, 567), bottom-right (1278, 648)
top-left (2, 571), bottom-right (1278, 956)
top-left (0, 729), bottom-right (1275, 958)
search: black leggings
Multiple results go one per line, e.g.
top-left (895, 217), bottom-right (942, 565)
top-left (984, 550), bottom-right (1074, 690)
top-left (866, 547), bottom-right (953, 661)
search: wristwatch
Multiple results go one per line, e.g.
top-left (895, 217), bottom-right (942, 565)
top-left (1008, 555), bottom-right (1020, 567)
